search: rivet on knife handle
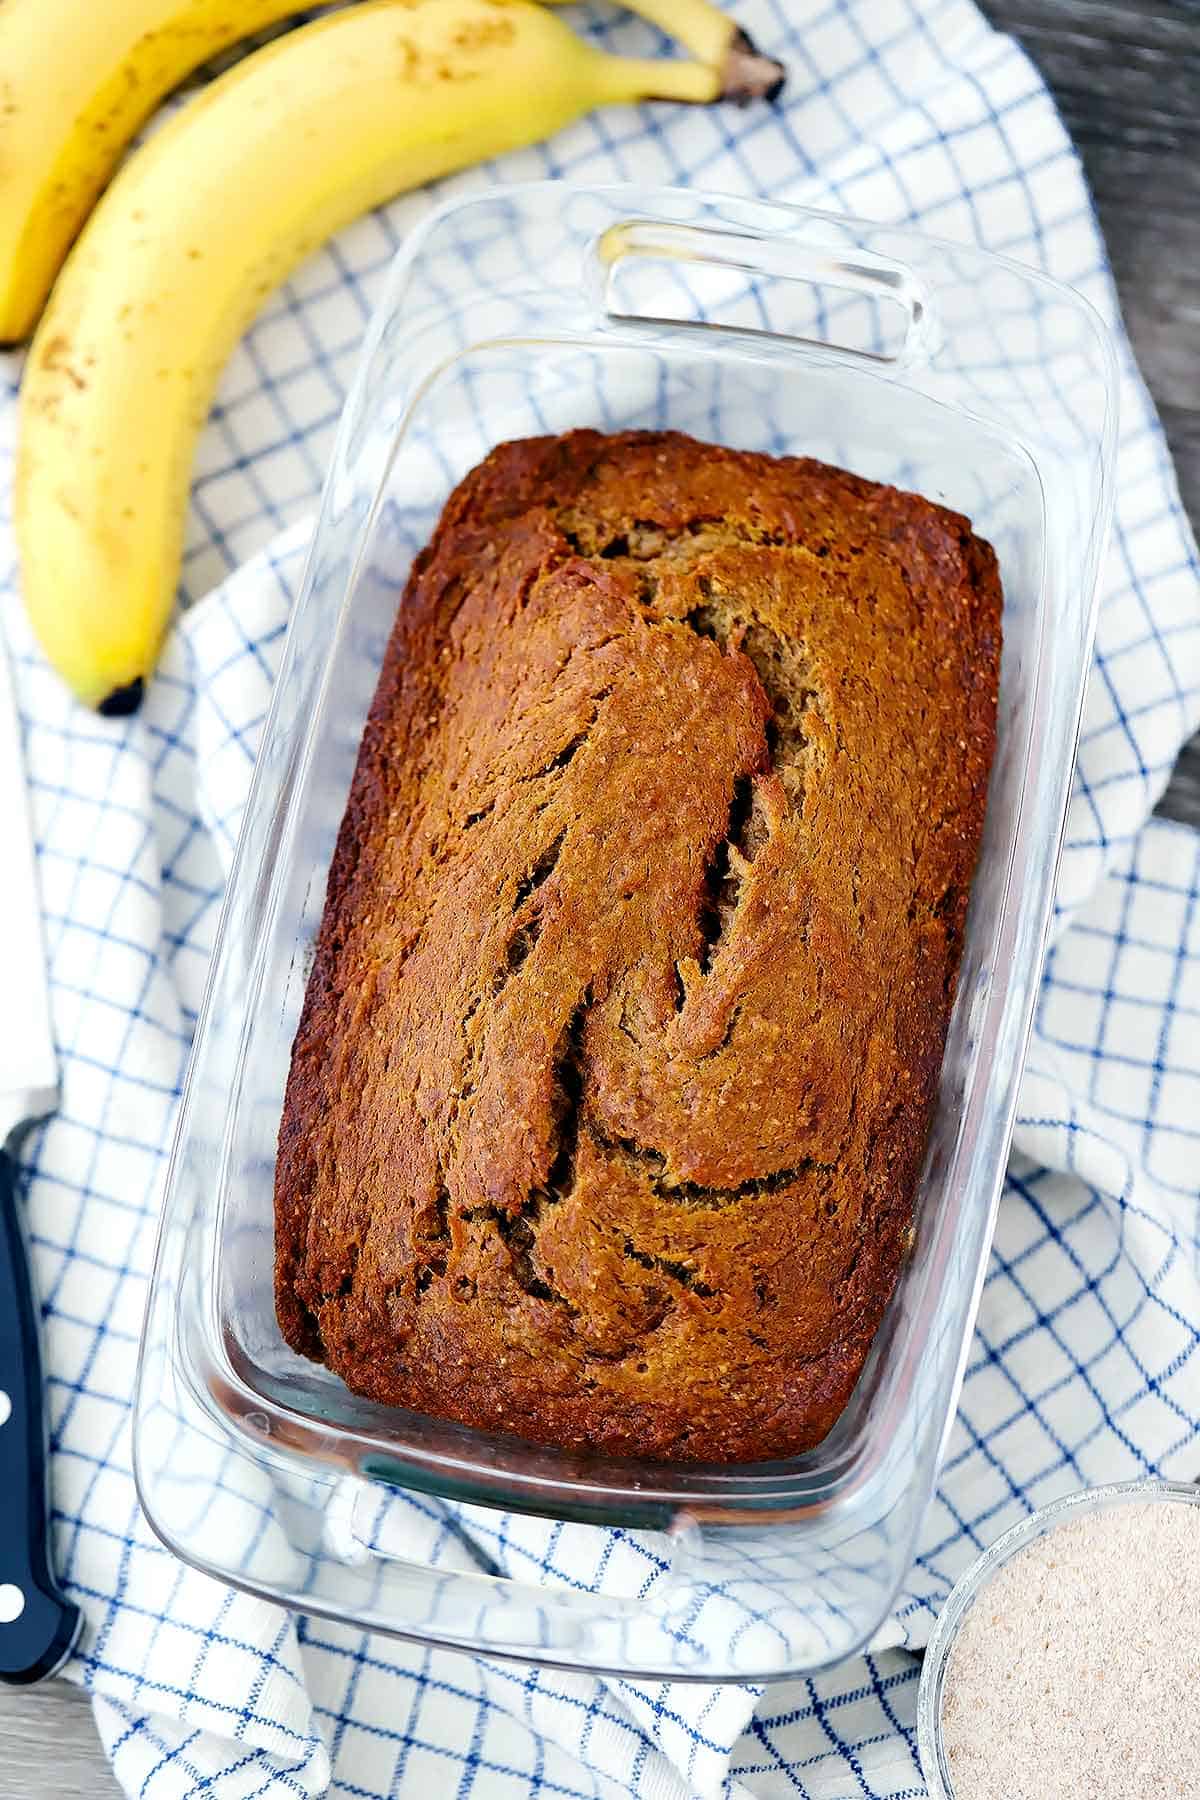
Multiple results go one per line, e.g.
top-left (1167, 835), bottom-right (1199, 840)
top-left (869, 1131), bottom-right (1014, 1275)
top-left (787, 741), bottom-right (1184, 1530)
top-left (0, 1147), bottom-right (81, 1684)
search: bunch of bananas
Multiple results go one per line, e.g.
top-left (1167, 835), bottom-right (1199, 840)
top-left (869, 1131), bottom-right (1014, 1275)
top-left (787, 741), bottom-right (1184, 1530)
top-left (2, 0), bottom-right (783, 714)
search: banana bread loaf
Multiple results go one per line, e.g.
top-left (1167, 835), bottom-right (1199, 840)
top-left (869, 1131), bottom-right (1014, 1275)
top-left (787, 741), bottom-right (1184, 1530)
top-left (275, 429), bottom-right (1001, 1464)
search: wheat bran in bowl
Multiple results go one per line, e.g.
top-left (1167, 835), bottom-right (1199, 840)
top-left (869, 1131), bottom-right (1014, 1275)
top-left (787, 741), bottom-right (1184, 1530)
top-left (916, 1480), bottom-right (1200, 1799)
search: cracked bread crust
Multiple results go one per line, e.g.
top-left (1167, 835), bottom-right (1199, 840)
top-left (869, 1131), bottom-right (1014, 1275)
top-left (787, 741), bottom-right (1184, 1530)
top-left (274, 429), bottom-right (1002, 1464)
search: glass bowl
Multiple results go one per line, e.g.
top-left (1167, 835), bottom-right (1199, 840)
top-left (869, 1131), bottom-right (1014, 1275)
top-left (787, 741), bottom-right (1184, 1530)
top-left (134, 182), bottom-right (1118, 1680)
top-left (916, 1478), bottom-right (1200, 1796)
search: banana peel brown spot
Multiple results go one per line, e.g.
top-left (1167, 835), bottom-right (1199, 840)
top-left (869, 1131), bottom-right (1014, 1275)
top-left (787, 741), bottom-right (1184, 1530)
top-left (38, 332), bottom-right (88, 390)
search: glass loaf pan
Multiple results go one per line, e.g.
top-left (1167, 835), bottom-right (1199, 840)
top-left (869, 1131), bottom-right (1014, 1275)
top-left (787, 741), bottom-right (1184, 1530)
top-left (134, 183), bottom-right (1117, 1680)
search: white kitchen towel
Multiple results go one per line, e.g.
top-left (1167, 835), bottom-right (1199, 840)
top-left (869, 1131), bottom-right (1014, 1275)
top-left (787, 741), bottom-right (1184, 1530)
top-left (1, 1), bottom-right (1198, 1796)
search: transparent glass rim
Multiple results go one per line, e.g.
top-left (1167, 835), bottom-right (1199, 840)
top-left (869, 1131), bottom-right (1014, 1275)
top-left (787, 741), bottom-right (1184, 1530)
top-left (196, 186), bottom-right (1118, 1520)
top-left (132, 181), bottom-right (1120, 1677)
top-left (916, 1477), bottom-right (1200, 1797)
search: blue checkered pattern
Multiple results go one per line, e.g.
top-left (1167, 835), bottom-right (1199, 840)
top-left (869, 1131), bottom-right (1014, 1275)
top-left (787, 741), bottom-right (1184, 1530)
top-left (1, 1), bottom-right (1198, 1795)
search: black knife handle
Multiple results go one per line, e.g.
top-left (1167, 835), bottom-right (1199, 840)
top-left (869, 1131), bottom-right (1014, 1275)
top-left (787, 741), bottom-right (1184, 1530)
top-left (0, 1147), bottom-right (80, 1684)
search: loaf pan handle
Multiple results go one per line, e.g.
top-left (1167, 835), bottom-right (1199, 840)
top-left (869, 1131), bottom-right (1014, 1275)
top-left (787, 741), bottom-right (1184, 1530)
top-left (592, 219), bottom-right (938, 368)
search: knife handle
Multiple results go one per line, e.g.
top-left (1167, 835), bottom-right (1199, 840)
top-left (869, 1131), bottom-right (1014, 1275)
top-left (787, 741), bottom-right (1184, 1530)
top-left (0, 1147), bottom-right (81, 1684)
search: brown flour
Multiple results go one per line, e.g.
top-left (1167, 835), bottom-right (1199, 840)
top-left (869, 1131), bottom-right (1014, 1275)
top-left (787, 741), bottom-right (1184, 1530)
top-left (940, 1498), bottom-right (1200, 1798)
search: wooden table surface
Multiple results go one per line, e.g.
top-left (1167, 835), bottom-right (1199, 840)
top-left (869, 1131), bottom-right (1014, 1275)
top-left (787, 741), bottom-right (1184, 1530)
top-left (2, 2), bottom-right (1197, 1793)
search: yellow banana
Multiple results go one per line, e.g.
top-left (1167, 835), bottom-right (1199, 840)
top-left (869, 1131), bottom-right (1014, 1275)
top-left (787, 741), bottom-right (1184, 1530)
top-left (0, 0), bottom-right (313, 343)
top-left (0, 0), bottom-right (781, 345)
top-left (17, 0), bottom-right (726, 714)
top-left (543, 0), bottom-right (783, 99)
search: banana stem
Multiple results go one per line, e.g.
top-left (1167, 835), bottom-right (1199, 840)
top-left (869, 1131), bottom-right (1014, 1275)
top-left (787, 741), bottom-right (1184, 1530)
top-left (601, 51), bottom-right (721, 103)
top-left (556, 0), bottom-right (785, 102)
top-left (719, 28), bottom-right (786, 103)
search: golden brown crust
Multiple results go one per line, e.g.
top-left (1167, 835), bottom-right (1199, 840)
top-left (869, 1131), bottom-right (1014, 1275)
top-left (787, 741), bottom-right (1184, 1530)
top-left (274, 429), bottom-right (1002, 1464)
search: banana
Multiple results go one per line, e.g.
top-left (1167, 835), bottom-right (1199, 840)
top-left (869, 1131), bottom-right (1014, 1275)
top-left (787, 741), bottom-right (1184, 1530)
top-left (0, 0), bottom-right (781, 345)
top-left (543, 0), bottom-right (784, 100)
top-left (0, 0), bottom-right (314, 344)
top-left (17, 0), bottom-right (731, 713)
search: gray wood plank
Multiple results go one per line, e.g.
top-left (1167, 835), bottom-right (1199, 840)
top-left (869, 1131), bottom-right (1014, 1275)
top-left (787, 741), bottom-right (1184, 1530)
top-left (0, 1681), bottom-right (120, 1798)
top-left (983, 0), bottom-right (1200, 826)
top-left (1160, 736), bottom-right (1200, 828)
